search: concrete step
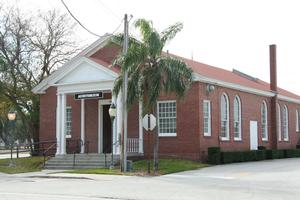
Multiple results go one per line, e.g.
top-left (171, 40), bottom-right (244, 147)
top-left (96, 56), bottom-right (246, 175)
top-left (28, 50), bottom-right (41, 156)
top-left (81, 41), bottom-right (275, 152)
top-left (44, 154), bottom-right (120, 169)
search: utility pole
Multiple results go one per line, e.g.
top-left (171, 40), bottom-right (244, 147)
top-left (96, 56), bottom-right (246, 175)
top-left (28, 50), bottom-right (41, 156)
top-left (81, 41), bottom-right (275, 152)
top-left (121, 14), bottom-right (129, 172)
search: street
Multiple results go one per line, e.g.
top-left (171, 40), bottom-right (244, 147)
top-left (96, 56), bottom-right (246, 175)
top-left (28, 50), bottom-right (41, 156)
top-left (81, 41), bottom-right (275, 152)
top-left (0, 158), bottom-right (300, 200)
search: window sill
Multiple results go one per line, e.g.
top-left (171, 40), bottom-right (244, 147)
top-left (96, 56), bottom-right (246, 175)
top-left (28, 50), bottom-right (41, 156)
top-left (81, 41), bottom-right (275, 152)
top-left (262, 138), bottom-right (268, 142)
top-left (220, 137), bottom-right (230, 141)
top-left (204, 133), bottom-right (211, 137)
top-left (66, 135), bottom-right (72, 139)
top-left (159, 133), bottom-right (177, 137)
top-left (234, 138), bottom-right (242, 142)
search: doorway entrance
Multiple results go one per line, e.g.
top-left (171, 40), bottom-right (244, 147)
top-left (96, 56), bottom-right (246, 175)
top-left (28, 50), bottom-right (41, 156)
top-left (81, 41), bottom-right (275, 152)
top-left (250, 120), bottom-right (258, 150)
top-left (102, 105), bottom-right (112, 153)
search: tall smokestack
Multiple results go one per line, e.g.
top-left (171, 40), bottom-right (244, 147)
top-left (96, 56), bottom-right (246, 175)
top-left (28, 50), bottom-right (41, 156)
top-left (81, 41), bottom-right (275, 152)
top-left (269, 44), bottom-right (278, 149)
top-left (270, 44), bottom-right (277, 92)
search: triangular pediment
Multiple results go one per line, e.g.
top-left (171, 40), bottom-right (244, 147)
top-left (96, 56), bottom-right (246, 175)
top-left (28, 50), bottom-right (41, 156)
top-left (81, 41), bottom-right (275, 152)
top-left (56, 57), bottom-right (117, 85)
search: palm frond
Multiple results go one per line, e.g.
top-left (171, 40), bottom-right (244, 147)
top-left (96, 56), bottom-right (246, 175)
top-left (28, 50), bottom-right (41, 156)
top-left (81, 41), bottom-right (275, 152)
top-left (160, 22), bottom-right (183, 46)
top-left (159, 57), bottom-right (193, 98)
top-left (134, 19), bottom-right (153, 43)
top-left (112, 75), bottom-right (123, 96)
top-left (148, 31), bottom-right (162, 58)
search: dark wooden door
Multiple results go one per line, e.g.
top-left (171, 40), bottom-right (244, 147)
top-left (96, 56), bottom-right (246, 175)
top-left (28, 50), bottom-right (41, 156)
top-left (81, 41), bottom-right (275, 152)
top-left (102, 105), bottom-right (112, 153)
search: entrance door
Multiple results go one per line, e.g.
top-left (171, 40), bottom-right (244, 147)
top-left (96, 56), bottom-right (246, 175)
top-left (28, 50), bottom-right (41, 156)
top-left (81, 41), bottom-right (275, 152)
top-left (250, 121), bottom-right (258, 150)
top-left (102, 105), bottom-right (112, 153)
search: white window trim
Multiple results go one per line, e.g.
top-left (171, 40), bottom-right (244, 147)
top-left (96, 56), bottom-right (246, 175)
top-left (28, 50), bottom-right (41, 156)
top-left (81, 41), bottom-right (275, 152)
top-left (203, 100), bottom-right (211, 136)
top-left (220, 93), bottom-right (230, 141)
top-left (261, 101), bottom-right (268, 141)
top-left (65, 106), bottom-right (72, 139)
top-left (277, 104), bottom-right (281, 141)
top-left (157, 100), bottom-right (177, 137)
top-left (283, 105), bottom-right (289, 141)
top-left (296, 110), bottom-right (299, 132)
top-left (233, 96), bottom-right (242, 141)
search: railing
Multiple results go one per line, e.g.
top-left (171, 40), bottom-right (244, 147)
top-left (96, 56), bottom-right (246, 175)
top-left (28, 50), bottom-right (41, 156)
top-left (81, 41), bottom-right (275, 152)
top-left (127, 138), bottom-right (139, 153)
top-left (43, 142), bottom-right (57, 166)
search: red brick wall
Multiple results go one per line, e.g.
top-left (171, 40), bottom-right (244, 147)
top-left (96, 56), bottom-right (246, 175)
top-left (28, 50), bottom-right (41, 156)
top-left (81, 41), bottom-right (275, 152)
top-left (143, 83), bottom-right (201, 160)
top-left (277, 100), bottom-right (300, 149)
top-left (39, 87), bottom-right (57, 142)
top-left (39, 83), bottom-right (300, 161)
top-left (198, 83), bottom-right (273, 156)
top-left (84, 99), bottom-right (98, 153)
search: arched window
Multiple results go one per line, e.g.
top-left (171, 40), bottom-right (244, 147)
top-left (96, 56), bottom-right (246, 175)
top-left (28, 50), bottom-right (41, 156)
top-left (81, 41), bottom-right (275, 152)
top-left (296, 110), bottom-right (299, 132)
top-left (233, 96), bottom-right (242, 140)
top-left (277, 103), bottom-right (281, 141)
top-left (220, 93), bottom-right (229, 140)
top-left (261, 101), bottom-right (268, 141)
top-left (283, 105), bottom-right (289, 141)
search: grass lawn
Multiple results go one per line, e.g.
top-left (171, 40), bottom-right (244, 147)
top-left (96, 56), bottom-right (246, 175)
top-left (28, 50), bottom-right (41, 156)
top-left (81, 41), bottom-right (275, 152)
top-left (0, 157), bottom-right (44, 174)
top-left (68, 159), bottom-right (209, 176)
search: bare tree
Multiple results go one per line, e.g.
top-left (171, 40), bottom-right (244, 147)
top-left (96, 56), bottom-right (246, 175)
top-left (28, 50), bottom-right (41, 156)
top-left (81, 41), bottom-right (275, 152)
top-left (0, 5), bottom-right (80, 149)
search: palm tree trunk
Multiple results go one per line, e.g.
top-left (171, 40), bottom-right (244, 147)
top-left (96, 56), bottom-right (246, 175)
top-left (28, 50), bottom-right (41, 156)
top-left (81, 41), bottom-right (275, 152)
top-left (153, 107), bottom-right (159, 174)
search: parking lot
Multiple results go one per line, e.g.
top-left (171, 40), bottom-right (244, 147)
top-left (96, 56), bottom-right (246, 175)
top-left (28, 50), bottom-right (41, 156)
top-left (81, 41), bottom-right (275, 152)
top-left (0, 158), bottom-right (299, 200)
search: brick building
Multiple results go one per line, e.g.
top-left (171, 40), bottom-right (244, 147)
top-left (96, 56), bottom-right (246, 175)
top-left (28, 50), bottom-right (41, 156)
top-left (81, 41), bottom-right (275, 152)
top-left (33, 34), bottom-right (300, 161)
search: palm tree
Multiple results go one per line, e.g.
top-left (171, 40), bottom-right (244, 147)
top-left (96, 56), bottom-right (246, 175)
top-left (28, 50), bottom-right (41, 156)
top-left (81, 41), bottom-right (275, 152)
top-left (112, 19), bottom-right (193, 173)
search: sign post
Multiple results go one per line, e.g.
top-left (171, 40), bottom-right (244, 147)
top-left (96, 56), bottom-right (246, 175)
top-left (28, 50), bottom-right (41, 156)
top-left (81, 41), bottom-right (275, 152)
top-left (142, 114), bottom-right (156, 174)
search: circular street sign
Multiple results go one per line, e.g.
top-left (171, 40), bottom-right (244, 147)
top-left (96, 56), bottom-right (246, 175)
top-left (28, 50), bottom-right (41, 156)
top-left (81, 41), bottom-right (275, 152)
top-left (142, 114), bottom-right (156, 131)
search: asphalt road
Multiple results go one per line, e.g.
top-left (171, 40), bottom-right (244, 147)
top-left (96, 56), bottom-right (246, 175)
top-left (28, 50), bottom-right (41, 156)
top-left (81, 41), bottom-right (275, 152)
top-left (0, 158), bottom-right (300, 200)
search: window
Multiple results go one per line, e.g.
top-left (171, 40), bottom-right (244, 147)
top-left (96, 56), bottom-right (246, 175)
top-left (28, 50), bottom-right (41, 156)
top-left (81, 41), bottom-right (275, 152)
top-left (277, 103), bottom-right (281, 141)
top-left (220, 93), bottom-right (229, 140)
top-left (157, 101), bottom-right (176, 136)
top-left (66, 107), bottom-right (72, 138)
top-left (203, 100), bottom-right (211, 136)
top-left (283, 105), bottom-right (289, 141)
top-left (296, 110), bottom-right (299, 132)
top-left (233, 96), bottom-right (242, 140)
top-left (261, 101), bottom-right (268, 141)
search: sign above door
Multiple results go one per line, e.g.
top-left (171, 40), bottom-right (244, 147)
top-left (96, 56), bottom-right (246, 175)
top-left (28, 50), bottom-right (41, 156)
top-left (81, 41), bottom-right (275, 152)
top-left (74, 92), bottom-right (103, 100)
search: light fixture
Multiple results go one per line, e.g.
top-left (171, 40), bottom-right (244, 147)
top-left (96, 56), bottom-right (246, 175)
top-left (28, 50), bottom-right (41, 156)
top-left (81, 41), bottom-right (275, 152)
top-left (206, 84), bottom-right (215, 93)
top-left (109, 103), bottom-right (117, 119)
top-left (109, 103), bottom-right (117, 169)
top-left (7, 111), bottom-right (16, 121)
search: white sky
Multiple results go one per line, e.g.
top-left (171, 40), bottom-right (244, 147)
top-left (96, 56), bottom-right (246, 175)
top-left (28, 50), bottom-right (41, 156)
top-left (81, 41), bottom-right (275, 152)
top-left (3, 0), bottom-right (300, 94)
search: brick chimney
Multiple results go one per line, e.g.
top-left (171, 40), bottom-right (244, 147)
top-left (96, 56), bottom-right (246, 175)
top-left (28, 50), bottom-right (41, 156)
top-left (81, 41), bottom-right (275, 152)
top-left (270, 44), bottom-right (277, 92)
top-left (269, 44), bottom-right (278, 149)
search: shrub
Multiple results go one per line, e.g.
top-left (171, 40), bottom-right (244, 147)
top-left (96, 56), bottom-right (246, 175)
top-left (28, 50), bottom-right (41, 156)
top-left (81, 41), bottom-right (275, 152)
top-left (233, 151), bottom-right (244, 162)
top-left (256, 150), bottom-right (266, 161)
top-left (243, 151), bottom-right (257, 162)
top-left (207, 147), bottom-right (221, 165)
top-left (208, 147), bottom-right (221, 154)
top-left (284, 149), bottom-right (295, 158)
top-left (269, 150), bottom-right (285, 159)
top-left (221, 152), bottom-right (235, 164)
top-left (296, 145), bottom-right (300, 149)
top-left (277, 150), bottom-right (285, 159)
top-left (258, 146), bottom-right (266, 150)
top-left (265, 149), bottom-right (273, 159)
top-left (294, 149), bottom-right (300, 157)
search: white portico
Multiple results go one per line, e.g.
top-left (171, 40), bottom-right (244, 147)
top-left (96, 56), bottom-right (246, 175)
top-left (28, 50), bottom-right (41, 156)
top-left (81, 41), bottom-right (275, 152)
top-left (33, 55), bottom-right (144, 156)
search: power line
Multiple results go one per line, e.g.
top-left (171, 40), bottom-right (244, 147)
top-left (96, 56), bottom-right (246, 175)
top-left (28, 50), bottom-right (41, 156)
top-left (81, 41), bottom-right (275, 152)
top-left (60, 0), bottom-right (123, 38)
top-left (96, 0), bottom-right (121, 22)
top-left (61, 0), bottom-right (102, 37)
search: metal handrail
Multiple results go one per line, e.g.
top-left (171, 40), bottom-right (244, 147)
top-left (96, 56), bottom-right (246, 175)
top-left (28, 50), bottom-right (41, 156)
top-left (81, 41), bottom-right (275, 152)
top-left (43, 142), bottom-right (57, 166)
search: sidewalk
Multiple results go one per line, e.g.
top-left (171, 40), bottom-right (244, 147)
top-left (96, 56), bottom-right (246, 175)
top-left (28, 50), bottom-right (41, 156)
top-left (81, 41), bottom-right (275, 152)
top-left (5, 169), bottom-right (131, 181)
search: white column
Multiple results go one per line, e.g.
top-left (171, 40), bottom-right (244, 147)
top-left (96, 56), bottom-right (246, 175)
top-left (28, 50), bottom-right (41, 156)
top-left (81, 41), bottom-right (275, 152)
top-left (138, 100), bottom-right (144, 153)
top-left (111, 95), bottom-right (117, 154)
top-left (56, 94), bottom-right (61, 155)
top-left (80, 99), bottom-right (85, 153)
top-left (116, 92), bottom-right (122, 154)
top-left (60, 93), bottom-right (67, 155)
